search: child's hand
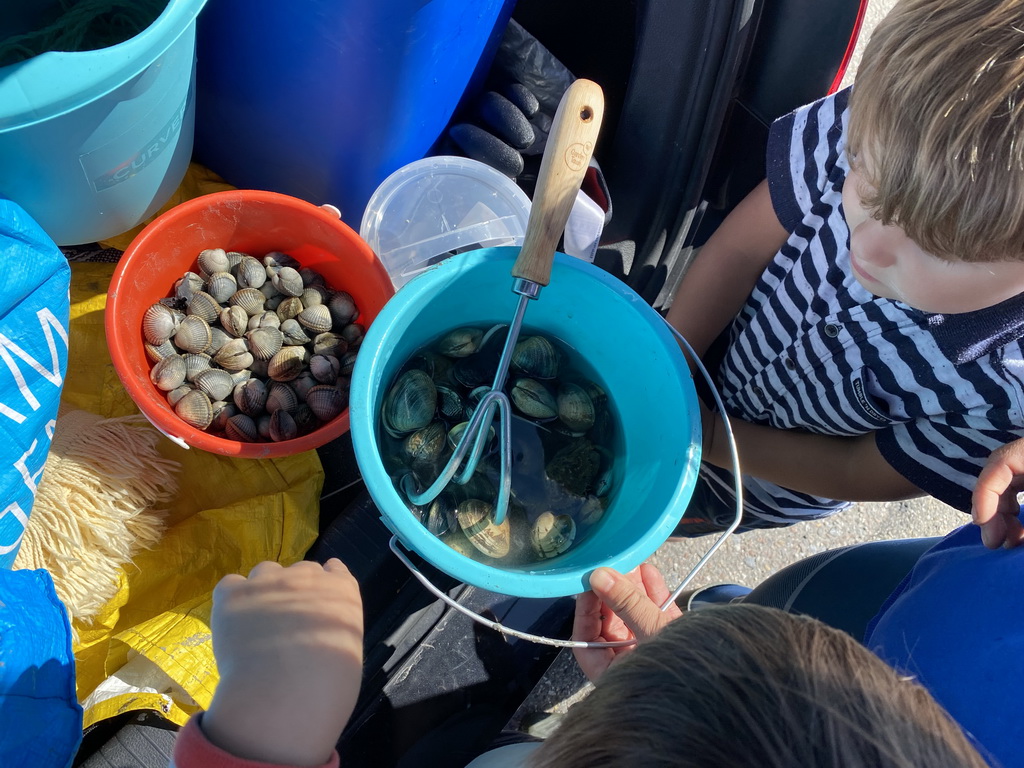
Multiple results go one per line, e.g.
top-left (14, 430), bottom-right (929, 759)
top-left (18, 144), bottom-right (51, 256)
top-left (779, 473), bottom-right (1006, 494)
top-left (201, 559), bottom-right (363, 767)
top-left (572, 563), bottom-right (682, 682)
top-left (972, 439), bottom-right (1024, 549)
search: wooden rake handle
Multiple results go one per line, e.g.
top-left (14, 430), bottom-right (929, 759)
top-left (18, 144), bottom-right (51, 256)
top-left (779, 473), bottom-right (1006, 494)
top-left (511, 79), bottom-right (605, 286)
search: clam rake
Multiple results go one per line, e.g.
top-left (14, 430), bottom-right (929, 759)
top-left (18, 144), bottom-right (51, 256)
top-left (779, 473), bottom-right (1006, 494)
top-left (400, 78), bottom-right (605, 528)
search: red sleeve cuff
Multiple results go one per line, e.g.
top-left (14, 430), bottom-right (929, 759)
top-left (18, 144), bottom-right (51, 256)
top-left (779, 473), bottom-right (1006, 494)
top-left (172, 715), bottom-right (341, 768)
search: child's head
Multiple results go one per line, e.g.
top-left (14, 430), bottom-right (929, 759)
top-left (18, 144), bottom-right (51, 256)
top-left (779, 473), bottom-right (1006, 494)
top-left (844, 0), bottom-right (1024, 313)
top-left (529, 605), bottom-right (987, 768)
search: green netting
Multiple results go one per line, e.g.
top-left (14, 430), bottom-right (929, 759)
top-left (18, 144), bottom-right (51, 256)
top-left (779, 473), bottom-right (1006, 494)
top-left (0, 0), bottom-right (168, 67)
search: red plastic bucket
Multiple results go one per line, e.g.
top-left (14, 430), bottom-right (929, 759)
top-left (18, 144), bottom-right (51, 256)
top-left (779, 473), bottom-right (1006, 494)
top-left (106, 189), bottom-right (395, 457)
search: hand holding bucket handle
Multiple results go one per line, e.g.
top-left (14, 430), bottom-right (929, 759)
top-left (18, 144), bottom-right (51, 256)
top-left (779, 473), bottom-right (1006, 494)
top-left (512, 79), bottom-right (605, 286)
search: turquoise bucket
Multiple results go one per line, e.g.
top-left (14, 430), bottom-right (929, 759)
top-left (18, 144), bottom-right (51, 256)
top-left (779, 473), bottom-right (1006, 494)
top-left (0, 0), bottom-right (208, 245)
top-left (350, 247), bottom-right (703, 598)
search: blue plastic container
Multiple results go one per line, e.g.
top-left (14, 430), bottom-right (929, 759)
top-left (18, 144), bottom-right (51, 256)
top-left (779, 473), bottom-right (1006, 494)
top-left (351, 247), bottom-right (703, 598)
top-left (0, 0), bottom-right (208, 246)
top-left (193, 0), bottom-right (516, 227)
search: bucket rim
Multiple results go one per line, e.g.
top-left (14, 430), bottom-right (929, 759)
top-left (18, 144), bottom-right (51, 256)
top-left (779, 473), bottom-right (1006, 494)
top-left (350, 247), bottom-right (702, 598)
top-left (0, 0), bottom-right (209, 131)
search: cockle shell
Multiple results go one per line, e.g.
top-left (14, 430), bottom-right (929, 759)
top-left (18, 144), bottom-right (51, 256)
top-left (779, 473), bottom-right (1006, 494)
top-left (150, 355), bottom-right (186, 391)
top-left (265, 382), bottom-right (298, 414)
top-left (530, 511), bottom-right (576, 559)
top-left (290, 371), bottom-right (318, 402)
top-left (143, 303), bottom-right (180, 345)
top-left (458, 499), bottom-right (510, 558)
top-left (167, 384), bottom-right (193, 407)
top-left (340, 323), bottom-right (365, 349)
top-left (174, 316), bottom-right (213, 354)
top-left (299, 267), bottom-right (326, 288)
top-left (174, 271), bottom-right (205, 302)
top-left (175, 389), bottom-right (213, 429)
top-left (207, 327), bottom-right (232, 355)
top-left (235, 256), bottom-right (267, 289)
top-left (247, 310), bottom-right (281, 331)
top-left (206, 272), bottom-right (237, 304)
top-left (279, 318), bottom-right (311, 346)
top-left (269, 409), bottom-right (298, 442)
top-left (245, 327), bottom-right (284, 361)
top-left (268, 346), bottom-right (308, 382)
top-left (263, 251), bottom-right (301, 270)
top-left (197, 247), bottom-right (230, 277)
top-left (306, 384), bottom-right (346, 422)
top-left (229, 287), bottom-right (267, 316)
top-left (214, 338), bottom-right (254, 371)
top-left (219, 305), bottom-right (250, 337)
top-left (300, 286), bottom-right (328, 308)
top-left (224, 413), bottom-right (259, 442)
top-left (183, 353), bottom-right (213, 382)
top-left (145, 339), bottom-right (177, 363)
top-left (296, 304), bottom-right (332, 335)
top-left (312, 332), bottom-right (347, 358)
top-left (309, 354), bottom-right (340, 384)
top-left (328, 292), bottom-right (357, 327)
top-left (271, 266), bottom-right (304, 297)
top-left (233, 378), bottom-right (268, 416)
top-left (210, 400), bottom-right (236, 431)
top-left (276, 296), bottom-right (304, 322)
top-left (194, 368), bottom-right (235, 402)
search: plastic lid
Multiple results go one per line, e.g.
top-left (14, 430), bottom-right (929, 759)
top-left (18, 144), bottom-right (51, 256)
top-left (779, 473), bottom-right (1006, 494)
top-left (360, 155), bottom-right (531, 289)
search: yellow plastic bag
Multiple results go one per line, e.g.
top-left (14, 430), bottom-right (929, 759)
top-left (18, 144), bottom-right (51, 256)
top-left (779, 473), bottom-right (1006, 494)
top-left (64, 263), bottom-right (323, 728)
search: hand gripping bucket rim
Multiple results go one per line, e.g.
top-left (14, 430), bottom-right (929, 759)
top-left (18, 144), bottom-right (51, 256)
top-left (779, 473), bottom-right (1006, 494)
top-left (107, 188), bottom-right (395, 458)
top-left (350, 247), bottom-right (703, 598)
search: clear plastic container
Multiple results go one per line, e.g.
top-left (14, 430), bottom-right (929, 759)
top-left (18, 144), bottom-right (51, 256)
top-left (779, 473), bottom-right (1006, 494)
top-left (359, 156), bottom-right (532, 290)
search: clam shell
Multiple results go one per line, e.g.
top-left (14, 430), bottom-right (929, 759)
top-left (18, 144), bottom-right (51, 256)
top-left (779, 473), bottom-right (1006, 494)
top-left (183, 353), bottom-right (213, 382)
top-left (306, 384), bottom-right (346, 422)
top-left (145, 339), bottom-right (177, 363)
top-left (234, 256), bottom-right (267, 289)
top-left (245, 327), bottom-right (284, 361)
top-left (438, 327), bottom-right (484, 358)
top-left (269, 409), bottom-right (298, 442)
top-left (271, 266), bottom-right (305, 297)
top-left (175, 389), bottom-right (213, 429)
top-left (557, 383), bottom-right (596, 433)
top-left (403, 421), bottom-right (447, 464)
top-left (206, 272), bottom-right (237, 304)
top-left (214, 338), bottom-right (254, 371)
top-left (279, 318), bottom-right (311, 345)
top-left (328, 291), bottom-right (357, 327)
top-left (219, 305), bottom-right (250, 337)
top-left (265, 382), bottom-right (299, 414)
top-left (510, 378), bottom-right (557, 420)
top-left (530, 511), bottom-right (576, 558)
top-left (458, 499), bottom-right (510, 558)
top-left (577, 495), bottom-right (607, 526)
top-left (229, 287), bottom-right (267, 316)
top-left (511, 336), bottom-right (559, 379)
top-left (150, 355), bottom-right (186, 391)
top-left (441, 530), bottom-right (479, 559)
top-left (197, 248), bottom-right (230, 277)
top-left (276, 296), bottom-right (304, 322)
top-left (424, 492), bottom-right (458, 536)
top-left (224, 413), bottom-right (259, 442)
top-left (233, 378), bottom-right (268, 416)
top-left (296, 304), bottom-right (332, 334)
top-left (383, 369), bottom-right (437, 437)
top-left (143, 303), bottom-right (180, 345)
top-left (194, 368), bottom-right (235, 402)
top-left (173, 316), bottom-right (213, 354)
top-left (309, 354), bottom-right (340, 384)
top-left (268, 346), bottom-right (308, 382)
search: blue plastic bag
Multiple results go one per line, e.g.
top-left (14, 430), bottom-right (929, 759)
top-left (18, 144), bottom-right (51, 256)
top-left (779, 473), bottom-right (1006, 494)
top-left (0, 568), bottom-right (83, 767)
top-left (0, 198), bottom-right (70, 569)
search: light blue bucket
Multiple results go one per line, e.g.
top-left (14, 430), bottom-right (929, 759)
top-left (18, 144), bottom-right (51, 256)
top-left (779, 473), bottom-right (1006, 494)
top-left (0, 0), bottom-right (208, 245)
top-left (351, 247), bottom-right (703, 598)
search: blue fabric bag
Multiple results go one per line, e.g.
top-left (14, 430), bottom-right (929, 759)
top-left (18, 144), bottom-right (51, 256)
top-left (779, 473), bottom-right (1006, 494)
top-left (0, 568), bottom-right (83, 767)
top-left (0, 198), bottom-right (71, 569)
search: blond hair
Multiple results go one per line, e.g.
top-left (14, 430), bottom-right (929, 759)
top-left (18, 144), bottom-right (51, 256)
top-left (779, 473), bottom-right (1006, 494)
top-left (529, 605), bottom-right (988, 768)
top-left (847, 0), bottom-right (1024, 263)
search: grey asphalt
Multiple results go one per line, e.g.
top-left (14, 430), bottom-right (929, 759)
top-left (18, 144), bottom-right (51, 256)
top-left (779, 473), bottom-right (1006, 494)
top-left (512, 0), bottom-right (956, 720)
